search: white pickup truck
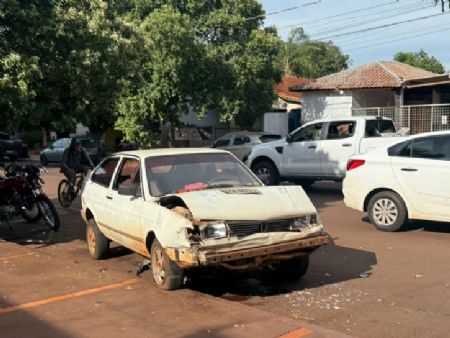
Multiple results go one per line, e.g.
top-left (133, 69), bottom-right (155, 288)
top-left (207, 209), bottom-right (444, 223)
top-left (246, 116), bottom-right (407, 186)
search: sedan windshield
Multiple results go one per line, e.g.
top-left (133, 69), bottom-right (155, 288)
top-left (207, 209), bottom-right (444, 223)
top-left (145, 153), bottom-right (261, 197)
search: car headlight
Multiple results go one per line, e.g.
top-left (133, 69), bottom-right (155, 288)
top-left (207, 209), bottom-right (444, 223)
top-left (204, 222), bottom-right (229, 239)
top-left (291, 214), bottom-right (321, 230)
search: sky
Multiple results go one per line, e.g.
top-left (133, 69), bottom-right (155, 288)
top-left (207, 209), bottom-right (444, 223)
top-left (260, 0), bottom-right (450, 71)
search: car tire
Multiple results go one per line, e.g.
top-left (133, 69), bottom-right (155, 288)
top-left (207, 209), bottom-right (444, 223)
top-left (293, 179), bottom-right (315, 189)
top-left (368, 191), bottom-right (408, 232)
top-left (276, 255), bottom-right (309, 282)
top-left (252, 160), bottom-right (279, 185)
top-left (40, 154), bottom-right (49, 166)
top-left (150, 240), bottom-right (184, 290)
top-left (86, 219), bottom-right (109, 259)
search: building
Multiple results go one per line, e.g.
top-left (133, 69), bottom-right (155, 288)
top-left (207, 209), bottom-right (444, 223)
top-left (291, 61), bottom-right (450, 133)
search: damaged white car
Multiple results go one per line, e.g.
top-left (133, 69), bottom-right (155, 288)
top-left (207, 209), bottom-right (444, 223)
top-left (81, 149), bottom-right (328, 290)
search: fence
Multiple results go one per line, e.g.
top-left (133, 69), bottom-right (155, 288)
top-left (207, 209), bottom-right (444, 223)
top-left (352, 103), bottom-right (450, 134)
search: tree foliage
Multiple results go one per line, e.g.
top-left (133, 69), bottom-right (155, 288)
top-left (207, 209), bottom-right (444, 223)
top-left (1, 0), bottom-right (282, 146)
top-left (277, 28), bottom-right (349, 79)
top-left (394, 49), bottom-right (446, 74)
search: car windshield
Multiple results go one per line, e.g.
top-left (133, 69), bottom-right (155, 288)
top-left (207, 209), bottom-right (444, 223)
top-left (145, 153), bottom-right (261, 197)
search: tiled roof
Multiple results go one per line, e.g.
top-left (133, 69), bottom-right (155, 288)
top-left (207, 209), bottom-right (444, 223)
top-left (291, 61), bottom-right (436, 91)
top-left (275, 76), bottom-right (309, 102)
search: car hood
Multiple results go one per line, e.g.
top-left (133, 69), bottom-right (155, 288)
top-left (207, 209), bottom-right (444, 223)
top-left (173, 185), bottom-right (317, 221)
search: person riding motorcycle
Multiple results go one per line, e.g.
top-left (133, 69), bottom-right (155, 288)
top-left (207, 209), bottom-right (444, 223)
top-left (62, 138), bottom-right (94, 190)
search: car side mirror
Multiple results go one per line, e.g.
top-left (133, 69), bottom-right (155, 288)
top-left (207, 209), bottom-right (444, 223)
top-left (49, 145), bottom-right (54, 150)
top-left (211, 142), bottom-right (217, 148)
top-left (118, 183), bottom-right (140, 197)
top-left (286, 134), bottom-right (294, 143)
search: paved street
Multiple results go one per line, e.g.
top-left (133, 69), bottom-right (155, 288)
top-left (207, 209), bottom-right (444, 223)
top-left (1, 168), bottom-right (449, 337)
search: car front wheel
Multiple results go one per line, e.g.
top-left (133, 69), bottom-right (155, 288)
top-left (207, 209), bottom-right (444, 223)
top-left (151, 240), bottom-right (184, 290)
top-left (368, 191), bottom-right (408, 232)
top-left (252, 161), bottom-right (279, 185)
top-left (86, 219), bottom-right (109, 259)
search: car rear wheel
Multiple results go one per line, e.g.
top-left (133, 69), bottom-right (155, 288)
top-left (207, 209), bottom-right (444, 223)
top-left (252, 161), bottom-right (279, 185)
top-left (368, 191), bottom-right (408, 232)
top-left (86, 219), bottom-right (109, 259)
top-left (150, 240), bottom-right (184, 290)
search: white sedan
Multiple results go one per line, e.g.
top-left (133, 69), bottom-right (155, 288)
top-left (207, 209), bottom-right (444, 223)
top-left (343, 131), bottom-right (450, 231)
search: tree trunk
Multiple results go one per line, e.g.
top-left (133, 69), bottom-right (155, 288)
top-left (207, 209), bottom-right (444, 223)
top-left (42, 127), bottom-right (47, 147)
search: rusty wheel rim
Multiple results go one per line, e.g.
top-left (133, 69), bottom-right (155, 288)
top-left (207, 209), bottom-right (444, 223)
top-left (87, 225), bottom-right (96, 256)
top-left (152, 248), bottom-right (165, 285)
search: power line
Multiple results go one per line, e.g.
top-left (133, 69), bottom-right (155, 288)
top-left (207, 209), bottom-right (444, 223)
top-left (310, 1), bottom-right (432, 38)
top-left (245, 0), bottom-right (321, 21)
top-left (345, 25), bottom-right (450, 52)
top-left (277, 0), bottom-right (401, 30)
top-left (338, 23), bottom-right (450, 48)
top-left (316, 11), bottom-right (450, 41)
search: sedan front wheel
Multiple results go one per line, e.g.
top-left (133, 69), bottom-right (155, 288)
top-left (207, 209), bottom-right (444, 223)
top-left (150, 240), bottom-right (184, 290)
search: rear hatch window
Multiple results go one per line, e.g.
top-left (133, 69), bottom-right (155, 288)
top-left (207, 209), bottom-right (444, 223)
top-left (259, 135), bottom-right (282, 143)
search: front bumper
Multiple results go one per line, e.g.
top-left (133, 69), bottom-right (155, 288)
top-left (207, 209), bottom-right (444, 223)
top-left (166, 234), bottom-right (329, 270)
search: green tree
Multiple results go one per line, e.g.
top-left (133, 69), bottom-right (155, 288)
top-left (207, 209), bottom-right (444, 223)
top-left (277, 28), bottom-right (349, 79)
top-left (115, 1), bottom-right (281, 145)
top-left (394, 49), bottom-right (446, 74)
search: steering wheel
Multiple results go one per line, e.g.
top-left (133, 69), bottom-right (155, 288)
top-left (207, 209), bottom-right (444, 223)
top-left (207, 176), bottom-right (240, 186)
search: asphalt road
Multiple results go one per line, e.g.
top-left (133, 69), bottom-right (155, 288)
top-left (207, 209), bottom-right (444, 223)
top-left (0, 168), bottom-right (449, 337)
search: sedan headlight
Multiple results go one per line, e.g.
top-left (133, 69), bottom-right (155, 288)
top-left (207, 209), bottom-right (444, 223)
top-left (291, 214), bottom-right (321, 230)
top-left (204, 222), bottom-right (229, 239)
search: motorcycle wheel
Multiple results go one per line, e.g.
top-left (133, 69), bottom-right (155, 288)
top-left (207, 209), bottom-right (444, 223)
top-left (58, 179), bottom-right (72, 208)
top-left (20, 204), bottom-right (41, 223)
top-left (36, 195), bottom-right (60, 231)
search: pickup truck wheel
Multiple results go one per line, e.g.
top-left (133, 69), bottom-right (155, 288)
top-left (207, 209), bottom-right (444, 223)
top-left (151, 240), bottom-right (184, 290)
top-left (276, 255), bottom-right (309, 282)
top-left (86, 219), bottom-right (109, 259)
top-left (252, 161), bottom-right (279, 185)
top-left (368, 191), bottom-right (407, 232)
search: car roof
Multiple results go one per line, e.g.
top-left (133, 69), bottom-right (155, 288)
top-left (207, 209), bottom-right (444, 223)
top-left (115, 148), bottom-right (231, 158)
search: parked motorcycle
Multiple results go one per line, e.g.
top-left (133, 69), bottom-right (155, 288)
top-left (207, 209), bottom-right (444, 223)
top-left (0, 163), bottom-right (60, 231)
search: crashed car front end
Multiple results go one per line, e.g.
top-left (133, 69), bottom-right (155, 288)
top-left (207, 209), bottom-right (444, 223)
top-left (159, 186), bottom-right (328, 271)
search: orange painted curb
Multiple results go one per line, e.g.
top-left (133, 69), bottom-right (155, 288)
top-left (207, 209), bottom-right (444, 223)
top-left (0, 278), bottom-right (139, 315)
top-left (278, 327), bottom-right (314, 338)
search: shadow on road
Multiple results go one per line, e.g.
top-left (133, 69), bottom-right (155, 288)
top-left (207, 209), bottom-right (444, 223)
top-left (187, 239), bottom-right (377, 300)
top-left (0, 197), bottom-right (85, 247)
top-left (0, 297), bottom-right (75, 338)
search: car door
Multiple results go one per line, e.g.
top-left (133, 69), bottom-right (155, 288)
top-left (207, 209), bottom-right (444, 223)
top-left (226, 135), bottom-right (251, 160)
top-left (283, 122), bottom-right (324, 176)
top-left (319, 120), bottom-right (357, 177)
top-left (87, 157), bottom-right (121, 241)
top-left (47, 138), bottom-right (69, 162)
top-left (390, 135), bottom-right (450, 219)
top-left (108, 157), bottom-right (147, 253)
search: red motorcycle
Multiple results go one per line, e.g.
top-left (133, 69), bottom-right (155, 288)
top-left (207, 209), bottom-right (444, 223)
top-left (0, 163), bottom-right (60, 231)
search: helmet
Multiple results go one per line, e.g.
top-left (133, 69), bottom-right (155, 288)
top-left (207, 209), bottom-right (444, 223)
top-left (70, 138), bottom-right (80, 147)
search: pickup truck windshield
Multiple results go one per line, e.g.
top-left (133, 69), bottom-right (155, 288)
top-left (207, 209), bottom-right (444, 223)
top-left (365, 120), bottom-right (396, 137)
top-left (145, 153), bottom-right (261, 197)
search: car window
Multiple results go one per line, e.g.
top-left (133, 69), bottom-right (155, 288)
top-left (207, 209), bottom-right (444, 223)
top-left (214, 138), bottom-right (230, 147)
top-left (91, 157), bottom-right (120, 187)
top-left (233, 136), bottom-right (251, 145)
top-left (365, 120), bottom-right (396, 137)
top-left (259, 135), bottom-right (281, 143)
top-left (390, 136), bottom-right (450, 161)
top-left (292, 123), bottom-right (323, 142)
top-left (326, 121), bottom-right (356, 140)
top-left (53, 139), bottom-right (68, 148)
top-left (113, 158), bottom-right (140, 190)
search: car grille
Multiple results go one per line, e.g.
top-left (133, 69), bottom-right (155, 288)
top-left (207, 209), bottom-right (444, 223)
top-left (228, 222), bottom-right (262, 237)
top-left (228, 219), bottom-right (293, 238)
top-left (266, 219), bottom-right (292, 232)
